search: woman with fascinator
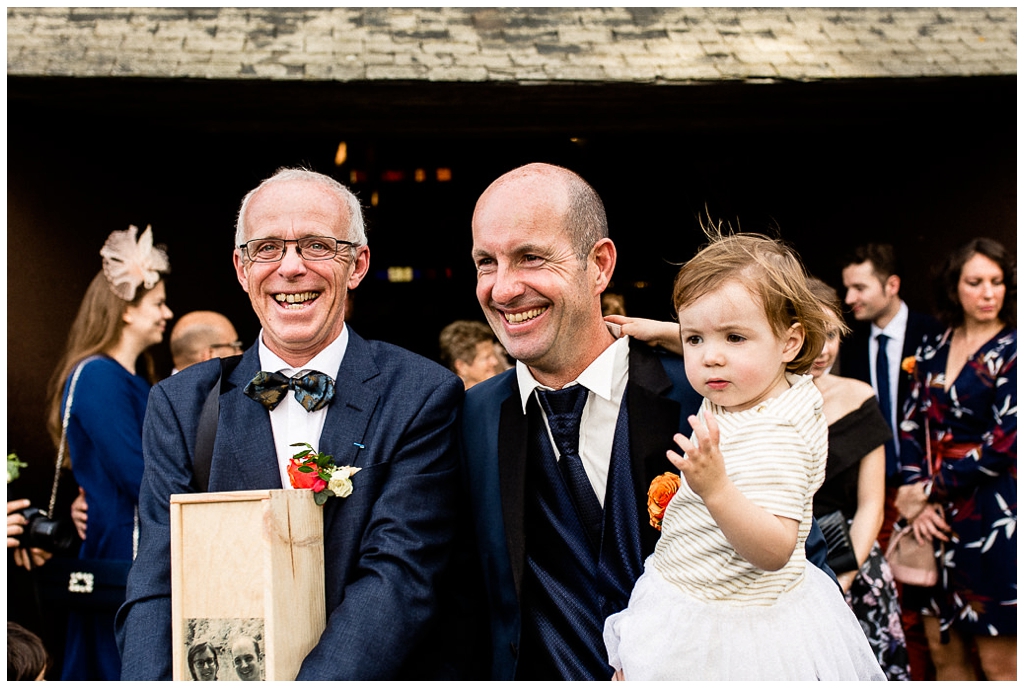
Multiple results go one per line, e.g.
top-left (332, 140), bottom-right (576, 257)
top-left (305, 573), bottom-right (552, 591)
top-left (44, 225), bottom-right (172, 681)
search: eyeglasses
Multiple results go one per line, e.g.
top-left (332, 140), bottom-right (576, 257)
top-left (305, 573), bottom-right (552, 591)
top-left (210, 340), bottom-right (244, 352)
top-left (238, 236), bottom-right (357, 263)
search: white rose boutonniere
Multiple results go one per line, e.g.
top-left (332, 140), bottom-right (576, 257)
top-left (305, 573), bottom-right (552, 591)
top-left (327, 466), bottom-right (360, 498)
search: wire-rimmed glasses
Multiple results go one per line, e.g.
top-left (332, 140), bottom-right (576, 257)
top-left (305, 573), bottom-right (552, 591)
top-left (238, 236), bottom-right (357, 263)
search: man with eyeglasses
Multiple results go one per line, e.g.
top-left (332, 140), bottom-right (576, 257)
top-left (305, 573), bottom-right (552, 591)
top-left (116, 168), bottom-right (464, 680)
top-left (169, 310), bottom-right (243, 372)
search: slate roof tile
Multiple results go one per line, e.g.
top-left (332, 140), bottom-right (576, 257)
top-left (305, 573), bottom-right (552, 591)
top-left (6, 7), bottom-right (1015, 82)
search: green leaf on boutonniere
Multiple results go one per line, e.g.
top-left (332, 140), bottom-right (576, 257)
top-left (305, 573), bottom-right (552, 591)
top-left (314, 490), bottom-right (333, 506)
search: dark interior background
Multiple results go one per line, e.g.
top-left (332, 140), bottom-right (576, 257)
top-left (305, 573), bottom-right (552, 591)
top-left (7, 73), bottom-right (1016, 500)
top-left (6, 74), bottom-right (1016, 674)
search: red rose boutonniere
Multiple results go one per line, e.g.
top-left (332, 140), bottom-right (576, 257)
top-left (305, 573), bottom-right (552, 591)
top-left (648, 472), bottom-right (681, 530)
top-left (288, 442), bottom-right (361, 506)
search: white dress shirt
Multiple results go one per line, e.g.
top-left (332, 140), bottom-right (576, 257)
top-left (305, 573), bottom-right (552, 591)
top-left (869, 300), bottom-right (907, 454)
top-left (516, 334), bottom-right (630, 507)
top-left (257, 326), bottom-right (350, 488)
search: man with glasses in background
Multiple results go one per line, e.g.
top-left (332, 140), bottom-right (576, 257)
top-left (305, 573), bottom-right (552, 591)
top-left (169, 310), bottom-right (244, 373)
top-left (116, 168), bottom-right (464, 680)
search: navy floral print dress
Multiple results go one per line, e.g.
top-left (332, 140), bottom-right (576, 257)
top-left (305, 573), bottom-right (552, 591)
top-left (899, 326), bottom-right (1017, 638)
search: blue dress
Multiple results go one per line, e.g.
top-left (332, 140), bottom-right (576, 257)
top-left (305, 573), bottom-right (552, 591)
top-left (899, 326), bottom-right (1017, 638)
top-left (60, 356), bottom-right (150, 681)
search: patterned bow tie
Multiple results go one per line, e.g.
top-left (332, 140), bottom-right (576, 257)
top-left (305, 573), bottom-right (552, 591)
top-left (243, 370), bottom-right (336, 412)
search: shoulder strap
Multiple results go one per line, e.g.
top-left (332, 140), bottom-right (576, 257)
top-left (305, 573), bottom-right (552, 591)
top-left (191, 355), bottom-right (243, 493)
top-left (47, 355), bottom-right (101, 517)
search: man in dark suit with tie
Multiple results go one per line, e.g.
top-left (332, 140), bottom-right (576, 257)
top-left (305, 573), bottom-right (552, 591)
top-left (838, 242), bottom-right (942, 680)
top-left (115, 168), bottom-right (463, 679)
top-left (839, 244), bottom-right (942, 542)
top-left (460, 163), bottom-right (834, 680)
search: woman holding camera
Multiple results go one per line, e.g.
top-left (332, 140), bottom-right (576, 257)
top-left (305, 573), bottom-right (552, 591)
top-left (896, 238), bottom-right (1016, 680)
top-left (44, 225), bottom-right (172, 681)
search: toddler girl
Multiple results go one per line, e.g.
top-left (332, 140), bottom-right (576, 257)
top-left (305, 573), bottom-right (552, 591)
top-left (603, 232), bottom-right (884, 680)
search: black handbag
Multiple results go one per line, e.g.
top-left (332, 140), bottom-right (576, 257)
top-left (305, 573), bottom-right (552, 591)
top-left (34, 358), bottom-right (133, 613)
top-left (818, 510), bottom-right (859, 575)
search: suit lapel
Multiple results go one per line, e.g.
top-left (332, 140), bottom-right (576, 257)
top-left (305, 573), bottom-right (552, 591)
top-left (497, 381), bottom-right (528, 597)
top-left (317, 331), bottom-right (380, 470)
top-left (213, 333), bottom-right (382, 491)
top-left (312, 331), bottom-right (380, 536)
top-left (625, 342), bottom-right (684, 557)
top-left (498, 343), bottom-right (686, 588)
top-left (215, 348), bottom-right (282, 490)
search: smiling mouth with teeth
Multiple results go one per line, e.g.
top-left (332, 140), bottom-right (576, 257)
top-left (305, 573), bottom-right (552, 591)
top-left (274, 291), bottom-right (320, 309)
top-left (503, 307), bottom-right (547, 324)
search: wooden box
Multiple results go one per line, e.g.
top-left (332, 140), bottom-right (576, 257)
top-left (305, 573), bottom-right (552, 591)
top-left (170, 489), bottom-right (325, 681)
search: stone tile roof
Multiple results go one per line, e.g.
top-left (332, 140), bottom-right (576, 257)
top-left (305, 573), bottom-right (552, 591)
top-left (7, 7), bottom-right (1017, 82)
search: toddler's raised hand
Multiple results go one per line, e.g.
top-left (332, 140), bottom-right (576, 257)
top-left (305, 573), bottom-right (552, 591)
top-left (667, 411), bottom-right (727, 499)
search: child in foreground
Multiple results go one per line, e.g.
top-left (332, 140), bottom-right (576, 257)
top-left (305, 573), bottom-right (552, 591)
top-left (603, 232), bottom-right (884, 680)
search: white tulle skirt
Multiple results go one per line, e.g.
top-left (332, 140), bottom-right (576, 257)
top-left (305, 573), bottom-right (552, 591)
top-left (604, 557), bottom-right (886, 681)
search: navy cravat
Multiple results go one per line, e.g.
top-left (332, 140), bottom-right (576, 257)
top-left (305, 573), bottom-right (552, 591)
top-left (875, 333), bottom-right (897, 476)
top-left (537, 385), bottom-right (604, 545)
top-left (244, 370), bottom-right (335, 412)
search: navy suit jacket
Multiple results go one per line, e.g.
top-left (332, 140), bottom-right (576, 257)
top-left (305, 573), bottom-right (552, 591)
top-left (838, 308), bottom-right (943, 417)
top-left (460, 339), bottom-right (834, 679)
top-left (115, 329), bottom-right (464, 680)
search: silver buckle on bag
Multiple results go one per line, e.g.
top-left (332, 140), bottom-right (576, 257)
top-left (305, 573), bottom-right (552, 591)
top-left (68, 571), bottom-right (95, 593)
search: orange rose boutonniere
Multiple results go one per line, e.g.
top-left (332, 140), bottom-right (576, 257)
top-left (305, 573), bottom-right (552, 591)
top-left (647, 472), bottom-right (681, 531)
top-left (901, 356), bottom-right (916, 377)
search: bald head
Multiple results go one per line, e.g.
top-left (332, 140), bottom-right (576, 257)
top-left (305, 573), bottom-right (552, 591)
top-left (471, 163), bottom-right (618, 388)
top-left (169, 311), bottom-right (241, 370)
top-left (474, 163), bottom-right (609, 262)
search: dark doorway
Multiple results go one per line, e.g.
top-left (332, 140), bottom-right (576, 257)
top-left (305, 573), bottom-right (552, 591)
top-left (7, 73), bottom-right (1016, 491)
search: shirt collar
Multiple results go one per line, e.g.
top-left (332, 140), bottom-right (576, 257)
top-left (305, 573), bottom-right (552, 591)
top-left (257, 324), bottom-right (349, 378)
top-left (871, 300), bottom-right (908, 340)
top-left (516, 334), bottom-right (630, 413)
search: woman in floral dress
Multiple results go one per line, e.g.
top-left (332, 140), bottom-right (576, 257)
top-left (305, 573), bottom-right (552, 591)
top-left (896, 238), bottom-right (1016, 680)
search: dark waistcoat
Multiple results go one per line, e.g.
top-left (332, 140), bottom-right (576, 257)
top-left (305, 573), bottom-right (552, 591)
top-left (516, 395), bottom-right (642, 680)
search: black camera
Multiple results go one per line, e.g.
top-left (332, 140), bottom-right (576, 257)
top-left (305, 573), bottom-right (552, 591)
top-left (14, 507), bottom-right (75, 553)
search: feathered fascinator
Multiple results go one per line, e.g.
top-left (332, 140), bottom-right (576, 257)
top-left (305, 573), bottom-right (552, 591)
top-left (100, 225), bottom-right (171, 301)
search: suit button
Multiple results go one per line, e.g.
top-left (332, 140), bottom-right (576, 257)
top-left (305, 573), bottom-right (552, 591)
top-left (509, 642), bottom-right (518, 658)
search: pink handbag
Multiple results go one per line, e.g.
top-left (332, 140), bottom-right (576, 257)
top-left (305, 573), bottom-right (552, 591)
top-left (885, 523), bottom-right (939, 586)
top-left (886, 415), bottom-right (941, 587)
